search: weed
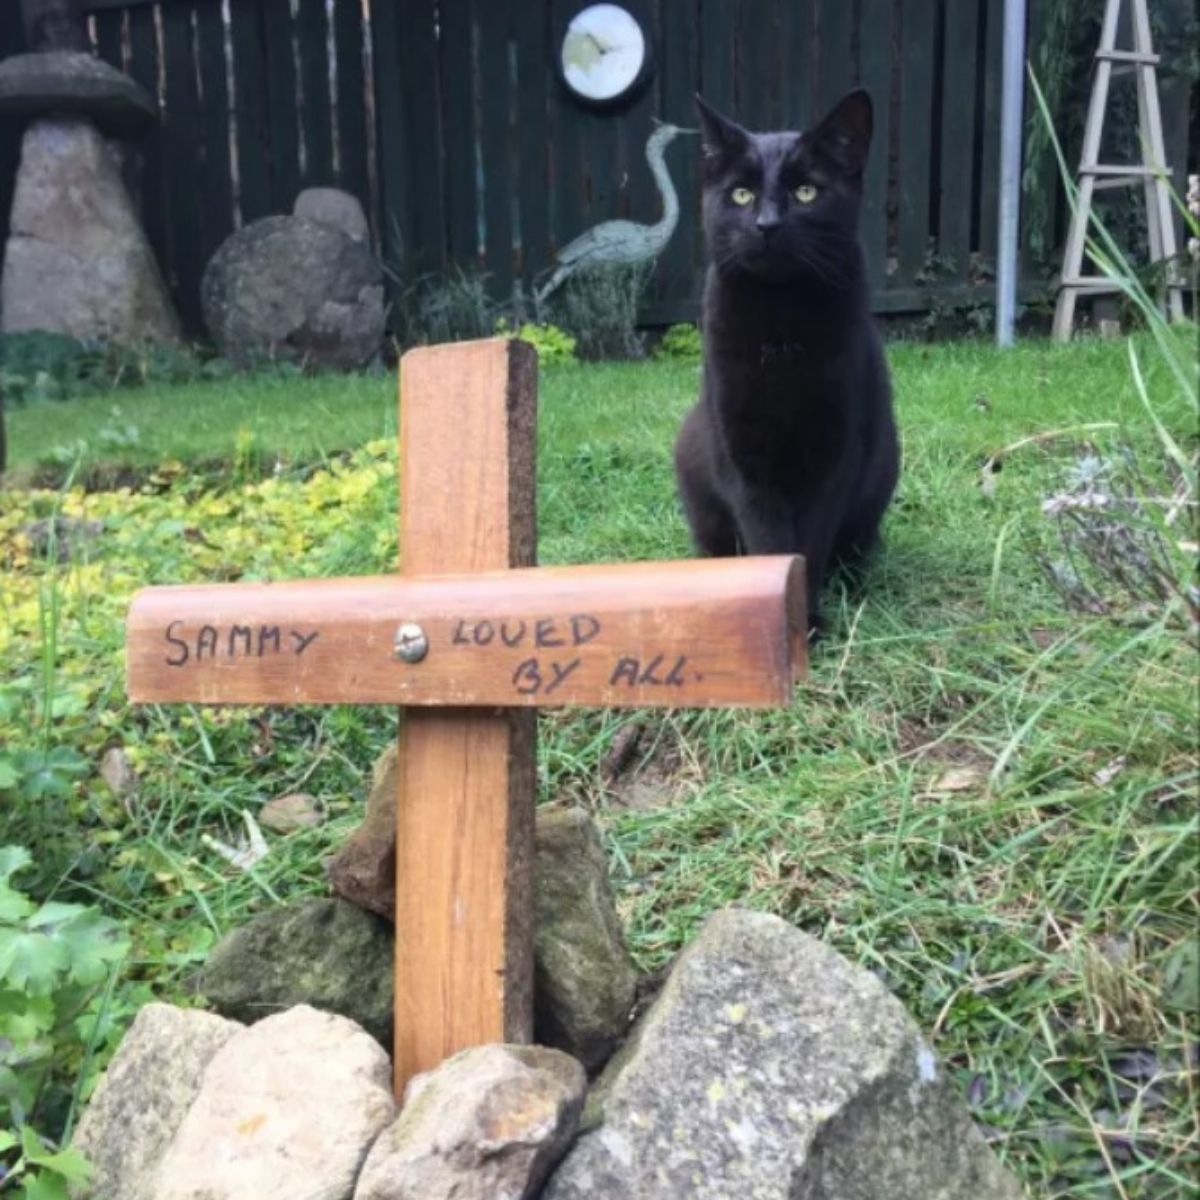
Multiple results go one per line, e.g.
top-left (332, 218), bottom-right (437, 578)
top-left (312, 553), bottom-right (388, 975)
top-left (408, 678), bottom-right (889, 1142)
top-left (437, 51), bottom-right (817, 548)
top-left (544, 263), bottom-right (651, 361)
top-left (0, 333), bottom-right (216, 407)
top-left (391, 267), bottom-right (500, 347)
top-left (653, 323), bottom-right (702, 361)
top-left (495, 320), bottom-right (578, 366)
top-left (0, 846), bottom-right (127, 1195)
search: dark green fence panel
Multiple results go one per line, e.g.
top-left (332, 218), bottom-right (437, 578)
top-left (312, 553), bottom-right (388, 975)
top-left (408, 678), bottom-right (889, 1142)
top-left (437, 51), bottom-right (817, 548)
top-left (67, 0), bottom-right (376, 334)
top-left (1, 0), bottom-right (1193, 338)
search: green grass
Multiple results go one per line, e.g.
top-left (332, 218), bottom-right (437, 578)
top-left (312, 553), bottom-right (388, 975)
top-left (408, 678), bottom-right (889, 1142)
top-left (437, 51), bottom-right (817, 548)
top-left (2, 332), bottom-right (1197, 1197)
top-left (3, 371), bottom-right (398, 484)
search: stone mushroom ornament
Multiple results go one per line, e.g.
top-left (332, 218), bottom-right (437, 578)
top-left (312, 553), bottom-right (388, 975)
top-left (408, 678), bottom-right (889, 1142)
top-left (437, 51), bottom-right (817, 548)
top-left (0, 48), bottom-right (182, 344)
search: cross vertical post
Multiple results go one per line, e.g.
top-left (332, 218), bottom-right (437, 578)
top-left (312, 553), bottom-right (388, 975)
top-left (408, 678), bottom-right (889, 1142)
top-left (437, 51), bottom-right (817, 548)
top-left (393, 339), bottom-right (538, 1094)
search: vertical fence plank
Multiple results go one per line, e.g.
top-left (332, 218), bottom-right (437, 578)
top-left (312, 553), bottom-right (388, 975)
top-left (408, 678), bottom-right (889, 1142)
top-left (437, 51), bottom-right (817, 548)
top-left (401, 0), bottom-right (445, 274)
top-left (439, 0), bottom-right (480, 266)
top-left (297, 0), bottom-right (333, 186)
top-left (780, 0), bottom-right (814, 129)
top-left (262, 0), bottom-right (300, 211)
top-left (160, 2), bottom-right (205, 329)
top-left (93, 9), bottom-right (124, 69)
top-left (333, 0), bottom-right (370, 215)
top-left (580, 108), bottom-right (619, 234)
top-left (376, 0), bottom-right (444, 278)
top-left (549, 0), bottom-right (586, 258)
top-left (479, 0), bottom-right (515, 298)
top-left (515, 1), bottom-right (551, 286)
top-left (895, 0), bottom-right (936, 286)
top-left (125, 3), bottom-right (167, 260)
top-left (938, 0), bottom-right (978, 282)
top-left (859, 0), bottom-right (893, 293)
top-left (657, 0), bottom-right (700, 308)
top-left (976, 0), bottom-right (1001, 265)
top-left (736, 0), bottom-right (773, 129)
top-left (194, 0), bottom-right (235, 278)
top-left (369, 0), bottom-right (407, 293)
top-left (818, 0), bottom-right (855, 113)
top-left (616, 0), bottom-right (662, 299)
top-left (1021, 0), bottom-right (1056, 268)
top-left (699, 0), bottom-right (734, 115)
top-left (0, 4), bottom-right (28, 258)
top-left (229, 0), bottom-right (272, 223)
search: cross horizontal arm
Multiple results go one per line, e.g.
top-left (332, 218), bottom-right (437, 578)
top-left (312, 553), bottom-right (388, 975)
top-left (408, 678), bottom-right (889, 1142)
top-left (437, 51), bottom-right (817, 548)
top-left (126, 556), bottom-right (806, 709)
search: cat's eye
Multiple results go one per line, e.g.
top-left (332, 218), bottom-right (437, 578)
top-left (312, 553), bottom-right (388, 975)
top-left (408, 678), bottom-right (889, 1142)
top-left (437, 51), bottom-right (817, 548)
top-left (794, 184), bottom-right (819, 204)
top-left (731, 187), bottom-right (755, 206)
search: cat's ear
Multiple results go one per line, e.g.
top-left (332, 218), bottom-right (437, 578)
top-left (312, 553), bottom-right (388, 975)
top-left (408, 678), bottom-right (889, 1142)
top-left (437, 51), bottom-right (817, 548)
top-left (809, 88), bottom-right (873, 175)
top-left (695, 94), bottom-right (749, 166)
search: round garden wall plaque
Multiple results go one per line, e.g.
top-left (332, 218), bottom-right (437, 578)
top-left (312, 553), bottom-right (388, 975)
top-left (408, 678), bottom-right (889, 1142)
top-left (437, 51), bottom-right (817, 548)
top-left (559, 4), bottom-right (651, 108)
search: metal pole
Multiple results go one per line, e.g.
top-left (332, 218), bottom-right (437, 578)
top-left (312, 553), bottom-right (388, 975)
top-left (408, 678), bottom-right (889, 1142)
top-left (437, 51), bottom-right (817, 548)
top-left (996, 0), bottom-right (1028, 347)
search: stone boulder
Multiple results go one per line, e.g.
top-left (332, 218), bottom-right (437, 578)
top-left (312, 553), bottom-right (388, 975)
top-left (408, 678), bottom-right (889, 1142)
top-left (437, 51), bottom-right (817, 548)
top-left (98, 745), bottom-right (138, 801)
top-left (22, 515), bottom-right (104, 561)
top-left (201, 215), bottom-right (384, 369)
top-left (542, 908), bottom-right (1023, 1200)
top-left (155, 1005), bottom-right (394, 1200)
top-left (1, 117), bottom-right (181, 344)
top-left (327, 742), bottom-right (398, 918)
top-left (70, 1003), bottom-right (240, 1200)
top-left (355, 1044), bottom-right (585, 1200)
top-left (294, 187), bottom-right (371, 244)
top-left (0, 51), bottom-right (156, 139)
top-left (534, 808), bottom-right (637, 1071)
top-left (199, 896), bottom-right (394, 1049)
top-left (259, 790), bottom-right (323, 833)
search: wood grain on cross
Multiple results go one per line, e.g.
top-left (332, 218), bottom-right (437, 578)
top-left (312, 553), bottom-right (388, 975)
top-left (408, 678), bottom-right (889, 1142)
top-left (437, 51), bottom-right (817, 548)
top-left (127, 338), bottom-right (806, 1098)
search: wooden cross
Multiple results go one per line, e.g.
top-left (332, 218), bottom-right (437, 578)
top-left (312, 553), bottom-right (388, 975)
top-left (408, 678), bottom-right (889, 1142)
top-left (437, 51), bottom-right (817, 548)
top-left (126, 339), bottom-right (806, 1098)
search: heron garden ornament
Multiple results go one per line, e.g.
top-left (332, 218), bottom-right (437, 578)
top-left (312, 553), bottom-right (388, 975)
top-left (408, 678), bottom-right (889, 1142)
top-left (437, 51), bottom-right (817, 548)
top-left (537, 119), bottom-right (695, 304)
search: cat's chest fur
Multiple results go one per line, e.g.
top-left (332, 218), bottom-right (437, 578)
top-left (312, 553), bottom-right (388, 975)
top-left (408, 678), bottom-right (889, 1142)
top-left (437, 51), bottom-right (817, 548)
top-left (704, 282), bottom-right (862, 485)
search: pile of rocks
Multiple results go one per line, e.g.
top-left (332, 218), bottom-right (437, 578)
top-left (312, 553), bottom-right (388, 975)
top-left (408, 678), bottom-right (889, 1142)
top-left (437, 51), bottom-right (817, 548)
top-left (71, 747), bottom-right (1025, 1199)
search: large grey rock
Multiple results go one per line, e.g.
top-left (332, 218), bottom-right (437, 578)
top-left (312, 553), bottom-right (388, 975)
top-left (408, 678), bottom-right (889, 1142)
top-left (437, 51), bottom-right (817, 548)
top-left (70, 1003), bottom-right (240, 1200)
top-left (156, 1005), bottom-right (394, 1200)
top-left (354, 1043), bottom-right (585, 1200)
top-left (199, 896), bottom-right (394, 1049)
top-left (1, 118), bottom-right (181, 344)
top-left (294, 187), bottom-right (371, 244)
top-left (534, 807), bottom-right (637, 1071)
top-left (543, 908), bottom-right (1023, 1200)
top-left (201, 215), bottom-right (384, 369)
top-left (0, 52), bottom-right (156, 138)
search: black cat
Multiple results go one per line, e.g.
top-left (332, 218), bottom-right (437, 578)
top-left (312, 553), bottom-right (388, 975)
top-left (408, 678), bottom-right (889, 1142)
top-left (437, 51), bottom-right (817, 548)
top-left (674, 89), bottom-right (899, 634)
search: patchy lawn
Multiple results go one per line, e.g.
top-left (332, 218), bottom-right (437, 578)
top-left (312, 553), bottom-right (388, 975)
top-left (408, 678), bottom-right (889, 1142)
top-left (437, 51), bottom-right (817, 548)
top-left (2, 333), bottom-right (1197, 1198)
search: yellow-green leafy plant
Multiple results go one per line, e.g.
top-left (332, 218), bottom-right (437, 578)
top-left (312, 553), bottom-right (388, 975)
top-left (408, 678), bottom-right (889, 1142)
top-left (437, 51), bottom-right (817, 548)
top-left (495, 319), bottom-right (577, 365)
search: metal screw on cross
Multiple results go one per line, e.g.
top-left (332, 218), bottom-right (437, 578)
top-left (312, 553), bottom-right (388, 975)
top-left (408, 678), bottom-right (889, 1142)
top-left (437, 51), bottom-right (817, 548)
top-left (125, 338), bottom-right (807, 1099)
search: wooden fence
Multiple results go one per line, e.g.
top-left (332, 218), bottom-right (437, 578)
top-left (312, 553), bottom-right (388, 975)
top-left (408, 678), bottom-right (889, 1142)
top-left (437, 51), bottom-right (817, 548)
top-left (0, 1), bottom-right (1195, 335)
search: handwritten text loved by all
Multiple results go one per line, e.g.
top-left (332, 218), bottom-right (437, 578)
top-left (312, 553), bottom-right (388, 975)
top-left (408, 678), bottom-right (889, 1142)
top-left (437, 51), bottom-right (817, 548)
top-left (160, 612), bottom-right (697, 697)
